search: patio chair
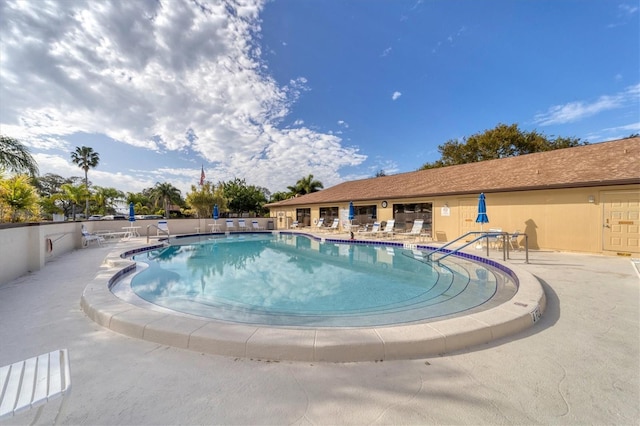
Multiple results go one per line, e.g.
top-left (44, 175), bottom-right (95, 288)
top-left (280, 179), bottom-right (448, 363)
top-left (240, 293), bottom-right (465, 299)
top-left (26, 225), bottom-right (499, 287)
top-left (0, 349), bottom-right (71, 423)
top-left (358, 222), bottom-right (380, 238)
top-left (238, 219), bottom-right (248, 231)
top-left (81, 225), bottom-right (104, 247)
top-left (290, 220), bottom-right (299, 229)
top-left (326, 218), bottom-right (340, 232)
top-left (379, 219), bottom-right (396, 239)
top-left (508, 231), bottom-right (522, 250)
top-left (157, 220), bottom-right (170, 236)
top-left (312, 218), bottom-right (325, 232)
top-left (251, 220), bottom-right (264, 230)
top-left (225, 219), bottom-right (236, 231)
top-left (397, 219), bottom-right (424, 239)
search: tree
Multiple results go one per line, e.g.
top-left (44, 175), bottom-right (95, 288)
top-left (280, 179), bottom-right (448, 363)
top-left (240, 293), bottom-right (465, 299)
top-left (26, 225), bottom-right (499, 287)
top-left (34, 174), bottom-right (82, 218)
top-left (222, 178), bottom-right (268, 215)
top-left (287, 174), bottom-right (324, 196)
top-left (0, 174), bottom-right (40, 222)
top-left (185, 182), bottom-right (226, 218)
top-left (0, 135), bottom-right (39, 176)
top-left (70, 146), bottom-right (100, 217)
top-left (60, 182), bottom-right (89, 221)
top-left (93, 186), bottom-right (124, 215)
top-left (419, 123), bottom-right (587, 169)
top-left (149, 182), bottom-right (182, 218)
top-left (269, 191), bottom-right (291, 202)
top-left (375, 170), bottom-right (386, 177)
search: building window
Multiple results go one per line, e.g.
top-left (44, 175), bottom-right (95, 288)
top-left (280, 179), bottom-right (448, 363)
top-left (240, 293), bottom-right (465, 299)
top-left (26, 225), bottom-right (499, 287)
top-left (393, 203), bottom-right (433, 232)
top-left (353, 205), bottom-right (377, 225)
top-left (296, 208), bottom-right (311, 226)
top-left (319, 207), bottom-right (339, 222)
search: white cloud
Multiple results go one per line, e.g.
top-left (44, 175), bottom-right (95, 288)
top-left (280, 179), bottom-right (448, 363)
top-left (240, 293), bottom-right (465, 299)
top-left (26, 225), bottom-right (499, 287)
top-left (534, 84), bottom-right (640, 125)
top-left (392, 91), bottom-right (402, 101)
top-left (0, 0), bottom-right (366, 192)
top-left (381, 47), bottom-right (392, 57)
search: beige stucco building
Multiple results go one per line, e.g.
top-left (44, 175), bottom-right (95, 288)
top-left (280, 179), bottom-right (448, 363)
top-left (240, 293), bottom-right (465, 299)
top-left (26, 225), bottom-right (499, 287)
top-left (267, 137), bottom-right (640, 255)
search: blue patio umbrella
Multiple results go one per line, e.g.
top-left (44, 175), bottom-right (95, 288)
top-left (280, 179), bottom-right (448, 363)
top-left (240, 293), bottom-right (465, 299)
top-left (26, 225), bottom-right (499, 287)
top-left (128, 202), bottom-right (136, 222)
top-left (213, 204), bottom-right (219, 220)
top-left (348, 201), bottom-right (354, 221)
top-left (475, 193), bottom-right (489, 231)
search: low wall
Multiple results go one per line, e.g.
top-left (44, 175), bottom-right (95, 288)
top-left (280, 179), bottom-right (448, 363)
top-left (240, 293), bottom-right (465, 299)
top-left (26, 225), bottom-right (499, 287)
top-left (0, 218), bottom-right (274, 285)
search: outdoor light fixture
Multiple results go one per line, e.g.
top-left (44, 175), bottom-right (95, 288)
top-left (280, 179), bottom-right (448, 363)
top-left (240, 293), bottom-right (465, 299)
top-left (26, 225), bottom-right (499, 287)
top-left (588, 195), bottom-right (595, 203)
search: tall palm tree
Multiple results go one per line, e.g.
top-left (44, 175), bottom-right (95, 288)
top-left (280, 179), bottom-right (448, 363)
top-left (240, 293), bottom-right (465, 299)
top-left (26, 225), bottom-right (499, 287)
top-left (150, 182), bottom-right (182, 219)
top-left (287, 174), bottom-right (323, 196)
top-left (0, 135), bottom-right (39, 176)
top-left (70, 146), bottom-right (99, 217)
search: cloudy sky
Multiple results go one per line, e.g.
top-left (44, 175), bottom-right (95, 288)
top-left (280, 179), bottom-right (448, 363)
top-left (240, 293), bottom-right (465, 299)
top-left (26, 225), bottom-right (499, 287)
top-left (1, 0), bottom-right (638, 195)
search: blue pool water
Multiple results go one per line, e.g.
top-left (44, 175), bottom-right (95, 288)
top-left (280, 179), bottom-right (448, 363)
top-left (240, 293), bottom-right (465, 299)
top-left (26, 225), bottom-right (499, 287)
top-left (124, 233), bottom-right (516, 327)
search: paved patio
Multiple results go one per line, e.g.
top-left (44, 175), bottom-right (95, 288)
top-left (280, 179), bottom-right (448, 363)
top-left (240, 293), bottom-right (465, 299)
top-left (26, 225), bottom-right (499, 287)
top-left (1, 237), bottom-right (638, 425)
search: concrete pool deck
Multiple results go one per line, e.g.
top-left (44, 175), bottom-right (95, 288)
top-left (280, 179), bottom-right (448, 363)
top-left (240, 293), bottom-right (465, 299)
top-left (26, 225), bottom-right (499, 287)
top-left (1, 236), bottom-right (638, 424)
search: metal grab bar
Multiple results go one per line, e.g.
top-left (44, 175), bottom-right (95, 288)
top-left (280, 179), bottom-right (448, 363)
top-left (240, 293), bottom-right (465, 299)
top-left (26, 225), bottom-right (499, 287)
top-left (424, 231), bottom-right (528, 263)
top-left (146, 224), bottom-right (170, 243)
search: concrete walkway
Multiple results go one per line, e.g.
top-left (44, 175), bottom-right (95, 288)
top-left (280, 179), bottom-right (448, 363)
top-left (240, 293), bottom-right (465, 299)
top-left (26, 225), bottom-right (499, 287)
top-left (1, 239), bottom-right (638, 425)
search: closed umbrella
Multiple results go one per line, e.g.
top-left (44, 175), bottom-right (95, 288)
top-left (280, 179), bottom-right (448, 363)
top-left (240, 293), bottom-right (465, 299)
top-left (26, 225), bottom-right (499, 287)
top-left (213, 204), bottom-right (219, 230)
top-left (348, 201), bottom-right (355, 238)
top-left (475, 193), bottom-right (489, 231)
top-left (129, 202), bottom-right (136, 222)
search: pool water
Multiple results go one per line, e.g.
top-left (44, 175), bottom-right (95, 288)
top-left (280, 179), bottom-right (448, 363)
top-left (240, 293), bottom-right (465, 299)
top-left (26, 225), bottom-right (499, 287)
top-left (124, 233), bottom-right (516, 327)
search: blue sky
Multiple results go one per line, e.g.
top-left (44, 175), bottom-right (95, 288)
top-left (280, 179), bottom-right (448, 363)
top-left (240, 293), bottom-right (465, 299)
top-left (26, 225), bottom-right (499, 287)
top-left (1, 0), bottom-right (638, 195)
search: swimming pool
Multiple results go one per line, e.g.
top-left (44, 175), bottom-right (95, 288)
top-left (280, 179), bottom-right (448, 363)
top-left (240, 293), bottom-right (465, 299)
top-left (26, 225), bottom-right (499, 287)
top-left (115, 233), bottom-right (518, 327)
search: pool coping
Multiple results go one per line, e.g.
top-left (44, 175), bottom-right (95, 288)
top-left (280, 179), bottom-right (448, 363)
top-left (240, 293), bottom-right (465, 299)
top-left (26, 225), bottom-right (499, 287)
top-left (80, 232), bottom-right (546, 362)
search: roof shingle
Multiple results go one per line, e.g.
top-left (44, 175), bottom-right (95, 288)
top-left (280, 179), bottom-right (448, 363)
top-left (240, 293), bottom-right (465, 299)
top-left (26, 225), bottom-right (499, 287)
top-left (269, 138), bottom-right (640, 207)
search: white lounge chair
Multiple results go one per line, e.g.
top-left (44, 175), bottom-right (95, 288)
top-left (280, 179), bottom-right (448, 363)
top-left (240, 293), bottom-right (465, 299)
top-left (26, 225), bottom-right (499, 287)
top-left (326, 218), bottom-right (340, 232)
top-left (397, 219), bottom-right (424, 239)
top-left (290, 220), bottom-right (299, 229)
top-left (358, 222), bottom-right (380, 238)
top-left (238, 219), bottom-right (248, 231)
top-left (81, 225), bottom-right (104, 247)
top-left (251, 220), bottom-right (263, 230)
top-left (0, 349), bottom-right (71, 423)
top-left (313, 218), bottom-right (325, 232)
top-left (225, 219), bottom-right (236, 231)
top-left (379, 219), bottom-right (396, 239)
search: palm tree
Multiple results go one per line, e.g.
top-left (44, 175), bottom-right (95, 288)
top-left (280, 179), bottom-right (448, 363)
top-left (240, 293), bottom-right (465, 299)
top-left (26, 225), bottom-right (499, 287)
top-left (287, 174), bottom-right (323, 196)
top-left (0, 135), bottom-right (39, 176)
top-left (60, 183), bottom-right (89, 221)
top-left (149, 182), bottom-right (182, 219)
top-left (70, 146), bottom-right (99, 218)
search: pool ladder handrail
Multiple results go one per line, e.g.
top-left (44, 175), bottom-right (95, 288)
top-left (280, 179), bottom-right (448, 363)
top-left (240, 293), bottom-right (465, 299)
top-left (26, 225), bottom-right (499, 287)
top-left (424, 231), bottom-right (529, 263)
top-left (146, 224), bottom-right (170, 244)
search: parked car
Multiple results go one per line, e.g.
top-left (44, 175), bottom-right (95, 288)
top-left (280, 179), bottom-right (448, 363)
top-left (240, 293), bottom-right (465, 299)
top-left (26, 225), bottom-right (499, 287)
top-left (101, 215), bottom-right (127, 220)
top-left (88, 215), bottom-right (103, 221)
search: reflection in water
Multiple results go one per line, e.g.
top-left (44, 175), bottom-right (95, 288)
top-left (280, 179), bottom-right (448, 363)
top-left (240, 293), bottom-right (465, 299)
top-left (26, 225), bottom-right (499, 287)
top-left (128, 233), bottom-right (511, 326)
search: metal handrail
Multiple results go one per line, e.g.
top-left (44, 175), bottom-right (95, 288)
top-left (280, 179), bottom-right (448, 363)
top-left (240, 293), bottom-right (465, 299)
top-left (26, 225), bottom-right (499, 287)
top-left (146, 224), bottom-right (170, 243)
top-left (424, 230), bottom-right (528, 263)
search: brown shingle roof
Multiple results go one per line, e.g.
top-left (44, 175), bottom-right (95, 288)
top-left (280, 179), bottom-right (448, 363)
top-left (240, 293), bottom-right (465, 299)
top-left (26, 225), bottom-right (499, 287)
top-left (269, 138), bottom-right (640, 207)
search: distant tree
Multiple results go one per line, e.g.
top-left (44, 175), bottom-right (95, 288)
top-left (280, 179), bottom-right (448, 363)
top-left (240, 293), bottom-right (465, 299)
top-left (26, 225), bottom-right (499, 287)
top-left (34, 174), bottom-right (82, 218)
top-left (0, 174), bottom-right (40, 222)
top-left (93, 186), bottom-right (124, 215)
top-left (419, 123), bottom-right (587, 169)
top-left (625, 133), bottom-right (639, 139)
top-left (375, 170), bottom-right (386, 177)
top-left (287, 174), bottom-right (323, 196)
top-left (70, 146), bottom-right (100, 217)
top-left (0, 135), bottom-right (39, 176)
top-left (269, 191), bottom-right (291, 202)
top-left (149, 182), bottom-right (182, 218)
top-left (222, 178), bottom-right (268, 215)
top-left (185, 182), bottom-right (226, 218)
top-left (60, 182), bottom-right (89, 221)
